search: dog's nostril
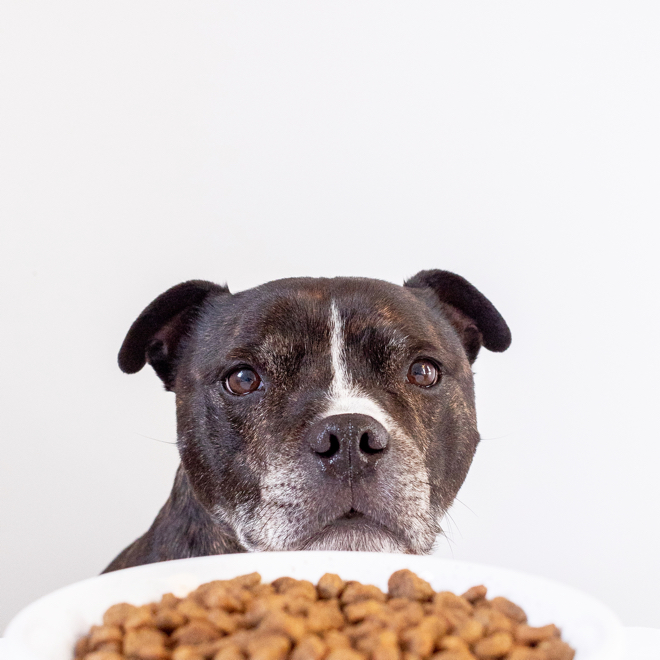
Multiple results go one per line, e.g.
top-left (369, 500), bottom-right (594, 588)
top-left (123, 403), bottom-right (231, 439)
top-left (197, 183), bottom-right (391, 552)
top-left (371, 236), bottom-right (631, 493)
top-left (316, 433), bottom-right (340, 459)
top-left (360, 430), bottom-right (385, 455)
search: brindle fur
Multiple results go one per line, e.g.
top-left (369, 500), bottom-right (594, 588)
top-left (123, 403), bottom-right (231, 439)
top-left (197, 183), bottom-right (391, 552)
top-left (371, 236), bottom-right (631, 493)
top-left (104, 272), bottom-right (510, 572)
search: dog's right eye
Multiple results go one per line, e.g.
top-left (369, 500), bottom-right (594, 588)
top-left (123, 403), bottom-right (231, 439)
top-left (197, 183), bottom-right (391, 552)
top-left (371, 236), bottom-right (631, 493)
top-left (225, 367), bottom-right (262, 395)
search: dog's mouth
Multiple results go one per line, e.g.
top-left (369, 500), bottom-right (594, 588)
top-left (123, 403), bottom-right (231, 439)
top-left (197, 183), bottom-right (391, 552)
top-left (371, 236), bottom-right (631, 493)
top-left (296, 507), bottom-right (407, 552)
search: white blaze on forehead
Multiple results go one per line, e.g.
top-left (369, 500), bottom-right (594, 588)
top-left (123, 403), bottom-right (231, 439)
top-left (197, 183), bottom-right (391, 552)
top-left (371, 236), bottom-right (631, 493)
top-left (326, 300), bottom-right (394, 431)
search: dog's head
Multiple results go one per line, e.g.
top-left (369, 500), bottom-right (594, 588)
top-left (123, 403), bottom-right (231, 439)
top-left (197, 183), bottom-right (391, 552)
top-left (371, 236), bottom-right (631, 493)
top-left (118, 271), bottom-right (510, 554)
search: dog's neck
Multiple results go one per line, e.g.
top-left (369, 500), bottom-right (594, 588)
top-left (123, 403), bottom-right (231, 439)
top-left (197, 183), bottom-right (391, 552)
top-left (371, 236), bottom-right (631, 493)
top-left (103, 466), bottom-right (244, 572)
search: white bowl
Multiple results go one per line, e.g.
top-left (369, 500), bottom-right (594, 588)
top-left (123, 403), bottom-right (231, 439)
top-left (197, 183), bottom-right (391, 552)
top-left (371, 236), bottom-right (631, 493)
top-left (3, 551), bottom-right (624, 660)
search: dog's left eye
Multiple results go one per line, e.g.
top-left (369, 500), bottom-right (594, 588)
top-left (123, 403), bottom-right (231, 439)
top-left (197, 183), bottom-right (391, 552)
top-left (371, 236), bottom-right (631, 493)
top-left (225, 367), bottom-right (262, 395)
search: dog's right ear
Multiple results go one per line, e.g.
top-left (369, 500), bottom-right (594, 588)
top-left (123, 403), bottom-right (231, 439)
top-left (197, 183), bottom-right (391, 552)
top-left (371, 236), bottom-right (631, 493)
top-left (118, 280), bottom-right (229, 391)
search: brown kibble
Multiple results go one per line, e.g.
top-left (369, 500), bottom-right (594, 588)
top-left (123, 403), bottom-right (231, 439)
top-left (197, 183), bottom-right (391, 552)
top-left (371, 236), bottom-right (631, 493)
top-left (318, 574), bottom-right (346, 600)
top-left (514, 624), bottom-right (560, 645)
top-left (103, 602), bottom-right (138, 628)
top-left (460, 587), bottom-right (487, 605)
top-left (172, 619), bottom-right (222, 645)
top-left (93, 642), bottom-right (122, 654)
top-left (199, 584), bottom-right (247, 612)
top-left (344, 599), bottom-right (386, 623)
top-left (306, 600), bottom-right (346, 633)
top-left (84, 652), bottom-right (125, 660)
top-left (178, 596), bottom-right (217, 620)
top-left (455, 619), bottom-right (484, 645)
top-left (208, 608), bottom-right (240, 634)
top-left (489, 598), bottom-right (526, 625)
top-left (172, 646), bottom-right (206, 660)
top-left (124, 604), bottom-right (157, 630)
top-left (214, 643), bottom-right (246, 660)
top-left (432, 593), bottom-right (473, 616)
top-left (273, 578), bottom-right (317, 601)
top-left (472, 632), bottom-right (514, 659)
top-left (431, 651), bottom-right (476, 660)
top-left (472, 608), bottom-right (512, 636)
top-left (507, 647), bottom-right (547, 660)
top-left (155, 607), bottom-right (187, 632)
top-left (123, 627), bottom-right (168, 659)
top-left (78, 571), bottom-right (572, 660)
top-left (291, 634), bottom-right (328, 660)
top-left (537, 639), bottom-right (575, 660)
top-left (326, 649), bottom-right (367, 660)
top-left (231, 573), bottom-right (262, 589)
top-left (160, 592), bottom-right (181, 609)
top-left (401, 616), bottom-right (446, 657)
top-left (245, 595), bottom-right (287, 627)
top-left (437, 636), bottom-right (470, 653)
top-left (388, 569), bottom-right (435, 602)
top-left (258, 609), bottom-right (307, 642)
top-left (323, 630), bottom-right (351, 650)
top-left (246, 633), bottom-right (292, 660)
top-left (341, 583), bottom-right (386, 605)
top-left (74, 635), bottom-right (90, 657)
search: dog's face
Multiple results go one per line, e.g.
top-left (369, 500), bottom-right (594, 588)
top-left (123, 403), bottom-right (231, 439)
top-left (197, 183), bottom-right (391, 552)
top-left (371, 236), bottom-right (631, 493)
top-left (119, 271), bottom-right (510, 554)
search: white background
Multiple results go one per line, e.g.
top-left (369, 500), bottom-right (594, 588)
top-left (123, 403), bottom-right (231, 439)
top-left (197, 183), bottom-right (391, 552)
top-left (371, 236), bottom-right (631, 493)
top-left (1, 0), bottom-right (659, 632)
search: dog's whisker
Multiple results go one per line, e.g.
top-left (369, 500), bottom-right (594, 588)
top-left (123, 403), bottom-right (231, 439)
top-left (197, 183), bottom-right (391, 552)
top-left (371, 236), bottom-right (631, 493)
top-left (132, 432), bottom-right (177, 445)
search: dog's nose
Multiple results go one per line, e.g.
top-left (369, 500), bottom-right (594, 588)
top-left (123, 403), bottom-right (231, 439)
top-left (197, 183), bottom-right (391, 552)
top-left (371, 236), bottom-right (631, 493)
top-left (308, 413), bottom-right (389, 462)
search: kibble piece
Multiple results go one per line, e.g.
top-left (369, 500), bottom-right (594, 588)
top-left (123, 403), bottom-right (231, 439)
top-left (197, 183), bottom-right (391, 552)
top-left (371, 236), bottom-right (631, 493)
top-left (344, 599), bottom-right (386, 623)
top-left (84, 652), bottom-right (125, 660)
top-left (323, 630), bottom-right (352, 650)
top-left (431, 651), bottom-right (476, 660)
top-left (214, 643), bottom-right (246, 660)
top-left (388, 570), bottom-right (435, 602)
top-left (507, 648), bottom-right (547, 660)
top-left (160, 592), bottom-right (181, 609)
top-left (455, 619), bottom-right (484, 645)
top-left (307, 599), bottom-right (346, 633)
top-left (291, 634), bottom-right (328, 660)
top-left (245, 595), bottom-right (287, 627)
top-left (232, 573), bottom-right (262, 589)
top-left (472, 632), bottom-right (514, 659)
top-left (537, 639), bottom-right (575, 660)
top-left (123, 628), bottom-right (169, 660)
top-left (89, 626), bottom-right (123, 651)
top-left (74, 635), bottom-right (90, 658)
top-left (200, 584), bottom-right (246, 612)
top-left (93, 642), bottom-right (122, 654)
top-left (437, 637), bottom-right (470, 653)
top-left (460, 587), bottom-right (487, 605)
top-left (172, 646), bottom-right (207, 660)
top-left (155, 607), bottom-right (187, 632)
top-left (489, 598), bottom-right (526, 625)
top-left (318, 574), bottom-right (346, 600)
top-left (172, 619), bottom-right (223, 645)
top-left (472, 608), bottom-right (513, 636)
top-left (258, 609), bottom-right (307, 642)
top-left (401, 616), bottom-right (446, 658)
top-left (246, 633), bottom-right (292, 660)
top-left (208, 608), bottom-right (240, 634)
top-left (103, 602), bottom-right (138, 628)
top-left (514, 623), bottom-right (560, 645)
top-left (124, 604), bottom-right (158, 630)
top-left (326, 649), bottom-right (367, 660)
top-left (341, 583), bottom-right (386, 605)
top-left (432, 593), bottom-right (473, 616)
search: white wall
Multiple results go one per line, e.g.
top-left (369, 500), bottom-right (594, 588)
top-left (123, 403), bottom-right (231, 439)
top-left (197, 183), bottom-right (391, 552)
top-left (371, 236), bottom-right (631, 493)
top-left (1, 0), bottom-right (659, 631)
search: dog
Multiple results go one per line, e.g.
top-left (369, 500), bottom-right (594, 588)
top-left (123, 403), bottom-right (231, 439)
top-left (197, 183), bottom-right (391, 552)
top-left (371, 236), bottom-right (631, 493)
top-left (103, 270), bottom-right (510, 572)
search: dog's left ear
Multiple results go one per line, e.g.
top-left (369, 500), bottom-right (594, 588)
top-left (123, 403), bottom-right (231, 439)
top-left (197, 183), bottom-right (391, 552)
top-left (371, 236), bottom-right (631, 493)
top-left (404, 270), bottom-right (511, 363)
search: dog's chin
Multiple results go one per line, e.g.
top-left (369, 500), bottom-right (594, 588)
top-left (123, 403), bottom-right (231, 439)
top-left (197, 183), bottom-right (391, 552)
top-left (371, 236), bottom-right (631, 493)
top-left (294, 514), bottom-right (411, 553)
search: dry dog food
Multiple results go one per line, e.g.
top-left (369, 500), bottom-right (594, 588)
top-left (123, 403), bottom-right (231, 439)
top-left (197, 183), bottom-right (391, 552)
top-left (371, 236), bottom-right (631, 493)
top-left (73, 570), bottom-right (575, 660)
